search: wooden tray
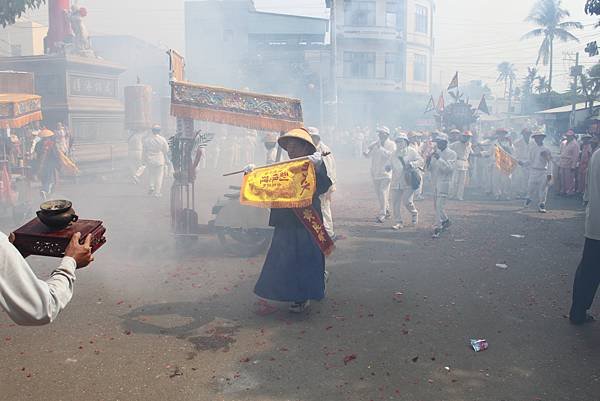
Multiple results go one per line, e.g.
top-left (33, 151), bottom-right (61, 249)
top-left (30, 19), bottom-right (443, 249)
top-left (12, 218), bottom-right (106, 258)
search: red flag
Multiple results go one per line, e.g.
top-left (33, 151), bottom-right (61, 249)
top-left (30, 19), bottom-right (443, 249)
top-left (424, 95), bottom-right (435, 114)
top-left (447, 72), bottom-right (459, 91)
top-left (436, 92), bottom-right (445, 113)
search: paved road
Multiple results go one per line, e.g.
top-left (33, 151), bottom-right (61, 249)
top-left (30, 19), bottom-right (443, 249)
top-left (1, 159), bottom-right (598, 401)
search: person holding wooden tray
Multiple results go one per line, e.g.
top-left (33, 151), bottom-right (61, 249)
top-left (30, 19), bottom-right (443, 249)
top-left (0, 230), bottom-right (94, 326)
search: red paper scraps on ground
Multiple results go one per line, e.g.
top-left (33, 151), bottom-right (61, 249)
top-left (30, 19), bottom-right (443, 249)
top-left (343, 354), bottom-right (357, 365)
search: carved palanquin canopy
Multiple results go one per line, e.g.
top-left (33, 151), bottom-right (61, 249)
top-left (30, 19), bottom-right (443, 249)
top-left (0, 93), bottom-right (43, 129)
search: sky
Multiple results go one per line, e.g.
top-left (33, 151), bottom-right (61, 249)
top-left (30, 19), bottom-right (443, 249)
top-left (23, 0), bottom-right (600, 96)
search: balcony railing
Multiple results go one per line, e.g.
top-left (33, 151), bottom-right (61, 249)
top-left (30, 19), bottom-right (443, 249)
top-left (338, 25), bottom-right (404, 41)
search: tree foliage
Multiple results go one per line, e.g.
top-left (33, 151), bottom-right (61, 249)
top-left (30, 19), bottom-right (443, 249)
top-left (0, 0), bottom-right (46, 28)
top-left (521, 0), bottom-right (582, 90)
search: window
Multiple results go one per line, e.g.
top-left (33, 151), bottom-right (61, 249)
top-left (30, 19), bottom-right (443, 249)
top-left (413, 54), bottom-right (427, 82)
top-left (10, 44), bottom-right (22, 56)
top-left (343, 52), bottom-right (376, 78)
top-left (386, 1), bottom-right (405, 30)
top-left (344, 1), bottom-right (376, 27)
top-left (415, 5), bottom-right (428, 34)
top-left (385, 53), bottom-right (403, 81)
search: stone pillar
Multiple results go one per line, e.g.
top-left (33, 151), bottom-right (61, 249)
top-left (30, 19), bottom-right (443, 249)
top-left (44, 0), bottom-right (71, 54)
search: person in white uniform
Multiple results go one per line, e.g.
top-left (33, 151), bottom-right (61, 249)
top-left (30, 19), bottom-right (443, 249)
top-left (0, 231), bottom-right (94, 325)
top-left (309, 127), bottom-right (337, 239)
top-left (512, 128), bottom-right (534, 198)
top-left (142, 124), bottom-right (170, 197)
top-left (523, 131), bottom-right (553, 213)
top-left (450, 131), bottom-right (473, 201)
top-left (428, 133), bottom-right (457, 238)
top-left (569, 139), bottom-right (600, 324)
top-left (491, 129), bottom-right (514, 200)
top-left (390, 132), bottom-right (424, 229)
top-left (128, 129), bottom-right (145, 183)
top-left (364, 127), bottom-right (396, 223)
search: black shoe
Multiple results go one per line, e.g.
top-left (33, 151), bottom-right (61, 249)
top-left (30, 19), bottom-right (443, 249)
top-left (569, 313), bottom-right (595, 325)
top-left (442, 219), bottom-right (451, 229)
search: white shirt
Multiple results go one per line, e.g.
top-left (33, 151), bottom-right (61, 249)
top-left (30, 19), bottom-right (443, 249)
top-left (365, 139), bottom-right (396, 180)
top-left (450, 141), bottom-right (473, 171)
top-left (514, 138), bottom-right (533, 163)
top-left (529, 144), bottom-right (553, 171)
top-left (0, 231), bottom-right (77, 325)
top-left (143, 134), bottom-right (170, 166)
top-left (430, 147), bottom-right (457, 193)
top-left (391, 146), bottom-right (424, 190)
top-left (585, 149), bottom-right (600, 240)
top-left (317, 142), bottom-right (337, 186)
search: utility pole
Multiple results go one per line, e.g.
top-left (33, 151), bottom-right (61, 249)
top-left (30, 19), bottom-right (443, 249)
top-left (329, 0), bottom-right (338, 131)
top-left (570, 52), bottom-right (581, 129)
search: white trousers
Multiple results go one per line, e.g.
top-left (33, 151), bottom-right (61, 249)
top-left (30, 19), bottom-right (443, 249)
top-left (373, 178), bottom-right (391, 218)
top-left (451, 169), bottom-right (468, 200)
top-left (129, 151), bottom-right (143, 177)
top-left (492, 168), bottom-right (512, 198)
top-left (512, 166), bottom-right (529, 196)
top-left (433, 192), bottom-right (448, 228)
top-left (392, 188), bottom-right (418, 224)
top-left (320, 190), bottom-right (334, 237)
top-left (148, 164), bottom-right (165, 195)
top-left (527, 169), bottom-right (549, 206)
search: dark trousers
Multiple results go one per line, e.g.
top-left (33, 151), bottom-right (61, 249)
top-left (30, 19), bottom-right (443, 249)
top-left (570, 238), bottom-right (600, 321)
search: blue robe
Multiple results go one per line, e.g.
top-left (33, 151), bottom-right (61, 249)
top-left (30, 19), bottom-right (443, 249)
top-left (254, 163), bottom-right (332, 302)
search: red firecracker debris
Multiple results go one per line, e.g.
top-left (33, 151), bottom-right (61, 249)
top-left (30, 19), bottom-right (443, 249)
top-left (343, 354), bottom-right (357, 365)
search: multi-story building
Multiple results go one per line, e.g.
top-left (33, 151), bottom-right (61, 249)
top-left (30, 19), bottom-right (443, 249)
top-left (0, 20), bottom-right (46, 57)
top-left (327, 0), bottom-right (435, 127)
top-left (184, 0), bottom-right (329, 125)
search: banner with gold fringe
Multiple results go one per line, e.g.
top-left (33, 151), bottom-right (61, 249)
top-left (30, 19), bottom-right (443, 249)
top-left (494, 145), bottom-right (518, 175)
top-left (240, 159), bottom-right (316, 209)
top-left (171, 81), bottom-right (303, 132)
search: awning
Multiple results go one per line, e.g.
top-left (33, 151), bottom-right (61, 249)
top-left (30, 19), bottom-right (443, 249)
top-left (0, 93), bottom-right (42, 129)
top-left (535, 102), bottom-right (599, 115)
top-left (170, 81), bottom-right (303, 132)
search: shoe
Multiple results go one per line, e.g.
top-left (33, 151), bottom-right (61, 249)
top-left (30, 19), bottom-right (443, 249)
top-left (392, 223), bottom-right (403, 230)
top-left (376, 216), bottom-right (385, 223)
top-left (432, 227), bottom-right (442, 238)
top-left (289, 300), bottom-right (310, 313)
top-left (523, 199), bottom-right (532, 208)
top-left (442, 219), bottom-right (451, 229)
top-left (569, 313), bottom-right (595, 325)
top-left (538, 204), bottom-right (547, 213)
top-left (148, 188), bottom-right (155, 195)
top-left (411, 215), bottom-right (418, 226)
top-left (324, 270), bottom-right (330, 296)
top-left (132, 176), bottom-right (140, 184)
top-left (385, 210), bottom-right (391, 219)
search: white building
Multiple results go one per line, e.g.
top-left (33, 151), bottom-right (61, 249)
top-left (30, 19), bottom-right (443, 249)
top-left (328, 0), bottom-right (435, 127)
top-left (0, 20), bottom-right (46, 57)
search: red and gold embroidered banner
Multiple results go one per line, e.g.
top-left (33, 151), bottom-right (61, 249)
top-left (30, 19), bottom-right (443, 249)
top-left (240, 159), bottom-right (316, 208)
top-left (293, 207), bottom-right (335, 256)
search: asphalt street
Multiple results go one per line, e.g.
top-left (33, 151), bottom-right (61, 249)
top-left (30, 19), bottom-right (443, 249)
top-left (0, 158), bottom-right (598, 401)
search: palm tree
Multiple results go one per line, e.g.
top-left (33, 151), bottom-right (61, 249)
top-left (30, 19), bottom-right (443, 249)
top-left (523, 67), bottom-right (538, 95)
top-left (521, 0), bottom-right (583, 91)
top-left (497, 62), bottom-right (517, 99)
top-left (535, 75), bottom-right (549, 94)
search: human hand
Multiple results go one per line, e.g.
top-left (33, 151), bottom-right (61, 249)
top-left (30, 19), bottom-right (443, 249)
top-left (243, 164), bottom-right (256, 174)
top-left (308, 151), bottom-right (323, 165)
top-left (8, 232), bottom-right (15, 243)
top-left (64, 232), bottom-right (94, 269)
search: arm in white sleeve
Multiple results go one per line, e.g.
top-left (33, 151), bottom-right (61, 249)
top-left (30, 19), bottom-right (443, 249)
top-left (0, 232), bottom-right (76, 326)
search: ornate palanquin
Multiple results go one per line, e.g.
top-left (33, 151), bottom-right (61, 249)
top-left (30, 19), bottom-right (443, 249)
top-left (171, 81), bottom-right (303, 133)
top-left (0, 93), bottom-right (43, 129)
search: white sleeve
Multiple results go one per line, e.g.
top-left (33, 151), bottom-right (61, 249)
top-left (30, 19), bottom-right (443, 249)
top-left (0, 233), bottom-right (76, 326)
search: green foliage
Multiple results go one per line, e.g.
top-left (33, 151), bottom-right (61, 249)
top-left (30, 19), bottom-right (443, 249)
top-left (0, 0), bottom-right (46, 27)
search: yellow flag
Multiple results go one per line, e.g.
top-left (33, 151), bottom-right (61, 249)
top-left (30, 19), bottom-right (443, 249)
top-left (494, 145), bottom-right (518, 176)
top-left (240, 159), bottom-right (316, 208)
top-left (58, 150), bottom-right (80, 176)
